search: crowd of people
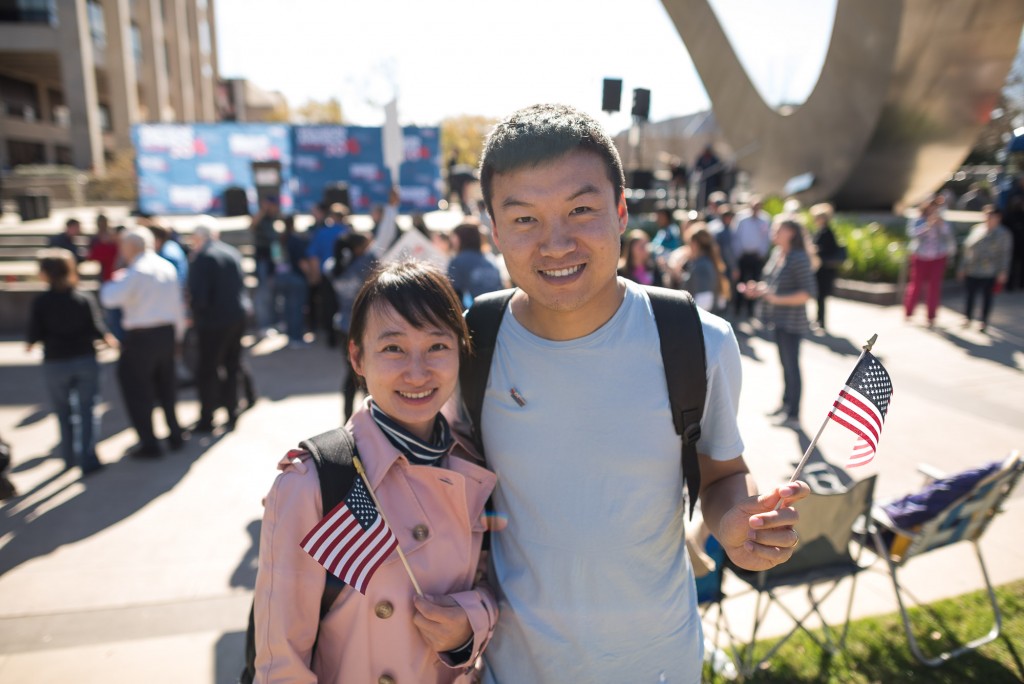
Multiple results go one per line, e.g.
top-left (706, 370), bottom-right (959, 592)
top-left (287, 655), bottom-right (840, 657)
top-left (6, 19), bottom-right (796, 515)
top-left (24, 187), bottom-right (511, 476)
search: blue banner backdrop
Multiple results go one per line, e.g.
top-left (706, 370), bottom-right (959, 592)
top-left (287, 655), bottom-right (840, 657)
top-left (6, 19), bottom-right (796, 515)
top-left (133, 123), bottom-right (441, 216)
top-left (133, 123), bottom-right (293, 215)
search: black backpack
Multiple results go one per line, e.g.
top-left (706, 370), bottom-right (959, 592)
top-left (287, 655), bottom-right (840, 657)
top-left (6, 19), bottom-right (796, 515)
top-left (459, 285), bottom-right (707, 518)
top-left (240, 428), bottom-right (357, 684)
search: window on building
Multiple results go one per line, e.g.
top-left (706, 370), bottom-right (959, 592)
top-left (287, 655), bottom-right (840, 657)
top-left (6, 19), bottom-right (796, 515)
top-left (164, 41), bottom-right (174, 77)
top-left (98, 103), bottom-right (112, 131)
top-left (0, 0), bottom-right (56, 24)
top-left (7, 140), bottom-right (47, 167)
top-left (56, 145), bottom-right (73, 165)
top-left (131, 23), bottom-right (144, 75)
top-left (198, 19), bottom-right (211, 56)
top-left (0, 75), bottom-right (40, 120)
top-left (48, 88), bottom-right (70, 126)
top-left (87, 0), bottom-right (106, 53)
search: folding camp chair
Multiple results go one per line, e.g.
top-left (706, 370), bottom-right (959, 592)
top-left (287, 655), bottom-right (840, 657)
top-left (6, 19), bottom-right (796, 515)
top-left (694, 534), bottom-right (740, 678)
top-left (870, 450), bottom-right (1023, 667)
top-left (730, 475), bottom-right (877, 676)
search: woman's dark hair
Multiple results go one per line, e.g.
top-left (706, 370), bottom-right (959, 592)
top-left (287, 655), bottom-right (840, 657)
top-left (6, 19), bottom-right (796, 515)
top-left (38, 248), bottom-right (78, 292)
top-left (618, 229), bottom-right (651, 275)
top-left (779, 219), bottom-right (807, 252)
top-left (331, 232), bottom-right (371, 279)
top-left (348, 260), bottom-right (471, 360)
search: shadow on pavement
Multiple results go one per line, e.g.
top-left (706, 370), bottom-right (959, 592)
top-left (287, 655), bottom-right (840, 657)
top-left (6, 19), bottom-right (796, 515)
top-left (215, 630), bottom-right (246, 684)
top-left (771, 421), bottom-right (855, 491)
top-left (0, 430), bottom-right (227, 577)
top-left (935, 328), bottom-right (1023, 371)
top-left (230, 519), bottom-right (260, 590)
top-left (804, 330), bottom-right (862, 357)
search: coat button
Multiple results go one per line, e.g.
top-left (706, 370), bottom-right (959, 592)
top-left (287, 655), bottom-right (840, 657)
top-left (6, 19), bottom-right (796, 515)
top-left (378, 675), bottom-right (395, 684)
top-left (374, 601), bottom-right (394, 619)
top-left (412, 524), bottom-right (429, 541)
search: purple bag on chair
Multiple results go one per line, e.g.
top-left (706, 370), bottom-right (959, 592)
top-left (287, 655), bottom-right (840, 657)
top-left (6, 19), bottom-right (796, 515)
top-left (882, 460), bottom-right (1001, 529)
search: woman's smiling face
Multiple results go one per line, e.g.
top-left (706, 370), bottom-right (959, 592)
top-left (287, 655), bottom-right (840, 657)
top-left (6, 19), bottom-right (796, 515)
top-left (349, 303), bottom-right (460, 441)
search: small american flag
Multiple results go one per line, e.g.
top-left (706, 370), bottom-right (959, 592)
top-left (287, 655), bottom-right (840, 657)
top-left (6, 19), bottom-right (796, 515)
top-left (300, 477), bottom-right (398, 594)
top-left (827, 352), bottom-right (893, 467)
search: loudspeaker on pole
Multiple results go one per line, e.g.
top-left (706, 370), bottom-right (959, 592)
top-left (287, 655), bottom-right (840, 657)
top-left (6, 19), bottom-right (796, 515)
top-left (632, 88), bottom-right (651, 121)
top-left (602, 78), bottom-right (622, 113)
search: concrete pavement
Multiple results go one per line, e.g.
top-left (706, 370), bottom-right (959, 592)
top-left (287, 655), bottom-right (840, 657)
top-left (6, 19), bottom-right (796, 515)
top-left (0, 259), bottom-right (1022, 681)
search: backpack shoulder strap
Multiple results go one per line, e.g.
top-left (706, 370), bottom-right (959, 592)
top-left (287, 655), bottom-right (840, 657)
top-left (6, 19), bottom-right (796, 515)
top-left (643, 285), bottom-right (707, 519)
top-left (299, 428), bottom-right (358, 617)
top-left (460, 288), bottom-right (515, 457)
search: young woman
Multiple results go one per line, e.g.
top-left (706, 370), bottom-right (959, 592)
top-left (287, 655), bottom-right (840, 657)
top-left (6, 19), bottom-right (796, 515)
top-left (26, 248), bottom-right (116, 475)
top-left (680, 223), bottom-right (731, 313)
top-left (253, 260), bottom-right (497, 683)
top-left (617, 229), bottom-right (662, 286)
top-left (742, 219), bottom-right (817, 428)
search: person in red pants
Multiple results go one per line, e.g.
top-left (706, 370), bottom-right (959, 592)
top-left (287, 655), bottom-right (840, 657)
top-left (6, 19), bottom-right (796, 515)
top-left (904, 199), bottom-right (954, 328)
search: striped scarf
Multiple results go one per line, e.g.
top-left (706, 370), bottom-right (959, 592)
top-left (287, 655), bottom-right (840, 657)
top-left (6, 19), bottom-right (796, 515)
top-left (369, 401), bottom-right (453, 466)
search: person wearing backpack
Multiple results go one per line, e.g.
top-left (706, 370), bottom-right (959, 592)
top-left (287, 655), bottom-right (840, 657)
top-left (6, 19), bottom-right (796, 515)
top-left (250, 261), bottom-right (497, 683)
top-left (460, 104), bottom-right (809, 684)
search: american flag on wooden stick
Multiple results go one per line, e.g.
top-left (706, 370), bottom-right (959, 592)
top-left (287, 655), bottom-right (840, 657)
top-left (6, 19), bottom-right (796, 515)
top-left (300, 478), bottom-right (398, 594)
top-left (827, 352), bottom-right (893, 467)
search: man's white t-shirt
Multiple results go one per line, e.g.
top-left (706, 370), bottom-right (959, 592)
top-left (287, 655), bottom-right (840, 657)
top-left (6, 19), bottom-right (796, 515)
top-left (481, 279), bottom-right (744, 684)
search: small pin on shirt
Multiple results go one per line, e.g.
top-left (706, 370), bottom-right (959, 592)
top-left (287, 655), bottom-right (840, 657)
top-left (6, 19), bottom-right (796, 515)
top-left (510, 387), bottom-right (526, 407)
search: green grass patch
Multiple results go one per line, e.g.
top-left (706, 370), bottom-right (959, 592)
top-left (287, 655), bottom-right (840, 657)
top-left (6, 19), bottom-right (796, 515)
top-left (707, 580), bottom-right (1024, 682)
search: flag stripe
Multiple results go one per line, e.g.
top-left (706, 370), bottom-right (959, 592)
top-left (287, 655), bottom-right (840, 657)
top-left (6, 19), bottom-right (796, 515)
top-left (834, 388), bottom-right (883, 442)
top-left (301, 504), bottom-right (355, 558)
top-left (319, 517), bottom-right (361, 567)
top-left (335, 516), bottom-right (388, 578)
top-left (828, 410), bottom-right (878, 453)
top-left (349, 528), bottom-right (398, 590)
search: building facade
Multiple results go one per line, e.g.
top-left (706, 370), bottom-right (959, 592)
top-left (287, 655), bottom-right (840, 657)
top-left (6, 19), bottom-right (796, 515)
top-left (0, 0), bottom-right (219, 174)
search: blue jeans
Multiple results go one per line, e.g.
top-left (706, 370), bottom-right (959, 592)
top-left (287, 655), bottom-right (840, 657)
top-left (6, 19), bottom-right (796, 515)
top-left (775, 329), bottom-right (803, 419)
top-left (274, 270), bottom-right (308, 341)
top-left (43, 355), bottom-right (102, 472)
top-left (104, 306), bottom-right (124, 342)
top-left (254, 258), bottom-right (276, 331)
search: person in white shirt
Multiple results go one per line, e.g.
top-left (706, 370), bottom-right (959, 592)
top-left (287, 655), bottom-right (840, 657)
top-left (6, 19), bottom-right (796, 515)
top-left (732, 195), bottom-right (772, 316)
top-left (100, 228), bottom-right (186, 458)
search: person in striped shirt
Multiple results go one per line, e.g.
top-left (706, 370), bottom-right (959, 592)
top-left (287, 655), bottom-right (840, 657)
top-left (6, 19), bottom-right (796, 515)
top-left (741, 218), bottom-right (818, 429)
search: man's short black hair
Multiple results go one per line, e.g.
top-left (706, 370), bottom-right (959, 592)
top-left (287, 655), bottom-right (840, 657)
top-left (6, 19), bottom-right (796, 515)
top-left (479, 103), bottom-right (625, 218)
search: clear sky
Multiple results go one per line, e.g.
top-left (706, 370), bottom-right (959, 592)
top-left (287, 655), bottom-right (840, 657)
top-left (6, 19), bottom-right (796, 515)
top-left (214, 0), bottom-right (834, 132)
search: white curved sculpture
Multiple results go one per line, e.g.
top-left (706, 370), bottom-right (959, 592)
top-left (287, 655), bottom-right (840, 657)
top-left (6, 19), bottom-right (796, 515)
top-left (662, 0), bottom-right (1024, 209)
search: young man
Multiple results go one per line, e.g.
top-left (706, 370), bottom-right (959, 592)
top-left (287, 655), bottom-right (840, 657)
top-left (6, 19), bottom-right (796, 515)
top-left (468, 104), bottom-right (808, 683)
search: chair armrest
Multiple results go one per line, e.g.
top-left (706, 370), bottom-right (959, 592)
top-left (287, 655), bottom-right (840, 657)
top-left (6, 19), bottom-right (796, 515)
top-left (917, 463), bottom-right (947, 484)
top-left (871, 505), bottom-right (920, 563)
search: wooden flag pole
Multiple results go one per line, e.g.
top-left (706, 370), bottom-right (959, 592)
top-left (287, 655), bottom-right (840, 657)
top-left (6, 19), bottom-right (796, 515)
top-left (352, 455), bottom-right (424, 597)
top-left (787, 334), bottom-right (878, 485)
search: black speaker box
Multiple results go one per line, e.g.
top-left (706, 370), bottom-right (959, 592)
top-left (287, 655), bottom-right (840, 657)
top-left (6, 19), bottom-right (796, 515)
top-left (632, 88), bottom-right (650, 121)
top-left (322, 182), bottom-right (351, 209)
top-left (222, 187), bottom-right (249, 217)
top-left (602, 79), bottom-right (622, 113)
